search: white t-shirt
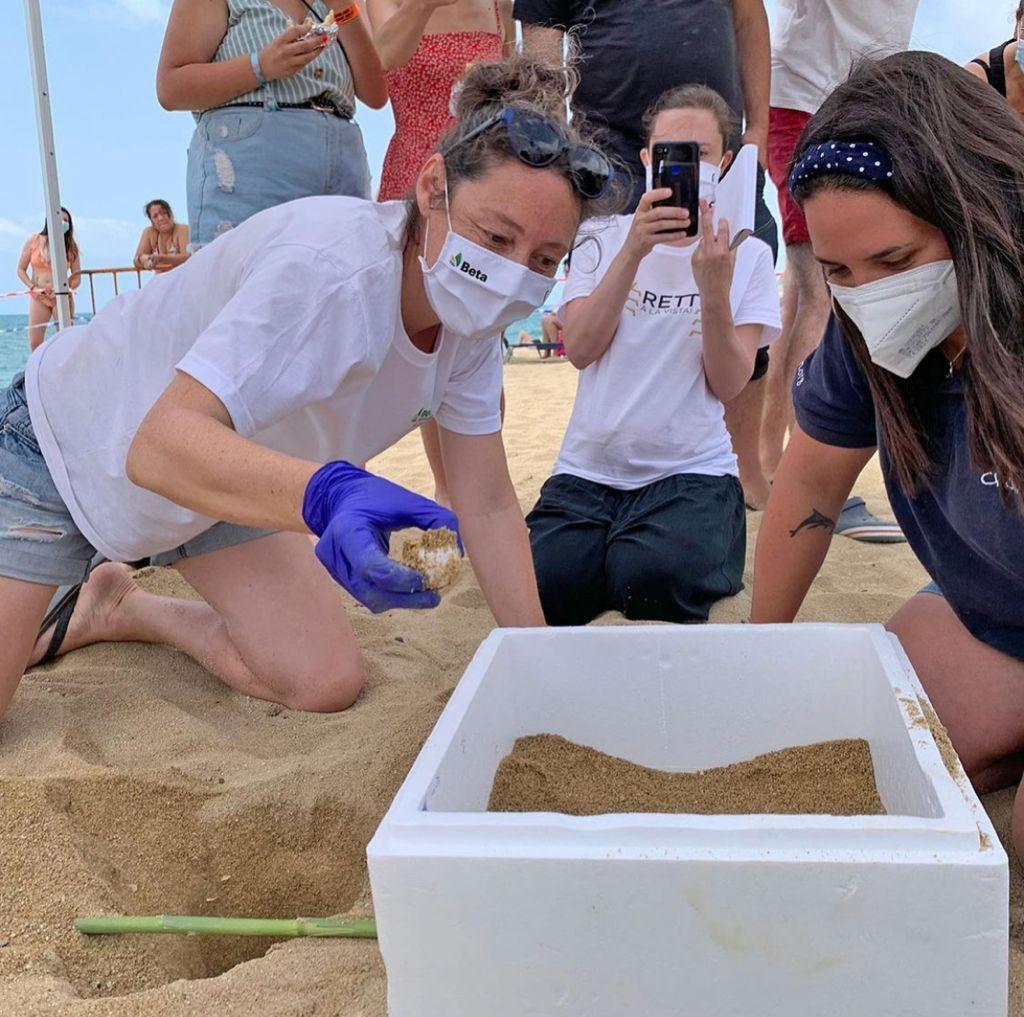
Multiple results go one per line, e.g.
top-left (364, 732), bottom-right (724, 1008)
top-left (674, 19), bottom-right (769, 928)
top-left (770, 0), bottom-right (920, 114)
top-left (25, 198), bottom-right (503, 563)
top-left (553, 217), bottom-right (782, 490)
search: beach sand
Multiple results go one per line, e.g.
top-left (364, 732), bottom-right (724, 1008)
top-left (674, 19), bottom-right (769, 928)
top-left (489, 735), bottom-right (885, 817)
top-left (0, 358), bottom-right (1019, 1015)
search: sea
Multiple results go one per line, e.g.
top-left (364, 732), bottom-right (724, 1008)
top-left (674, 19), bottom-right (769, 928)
top-left (0, 315), bottom-right (41, 386)
top-left (0, 306), bottom-right (548, 390)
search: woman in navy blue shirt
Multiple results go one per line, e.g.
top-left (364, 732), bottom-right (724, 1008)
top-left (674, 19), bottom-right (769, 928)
top-left (751, 52), bottom-right (1024, 858)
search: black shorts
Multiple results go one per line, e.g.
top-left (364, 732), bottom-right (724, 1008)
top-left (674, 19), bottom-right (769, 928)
top-left (751, 345), bottom-right (770, 382)
top-left (526, 472), bottom-right (746, 626)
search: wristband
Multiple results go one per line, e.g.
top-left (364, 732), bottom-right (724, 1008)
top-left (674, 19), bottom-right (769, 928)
top-left (334, 3), bottom-right (360, 25)
top-left (250, 50), bottom-right (268, 87)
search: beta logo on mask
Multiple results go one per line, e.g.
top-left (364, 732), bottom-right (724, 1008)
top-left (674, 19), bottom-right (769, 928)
top-left (449, 252), bottom-right (489, 283)
top-left (419, 174), bottom-right (556, 341)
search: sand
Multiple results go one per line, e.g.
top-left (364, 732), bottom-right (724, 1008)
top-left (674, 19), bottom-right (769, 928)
top-left (0, 357), bottom-right (1019, 1014)
top-left (489, 734), bottom-right (885, 817)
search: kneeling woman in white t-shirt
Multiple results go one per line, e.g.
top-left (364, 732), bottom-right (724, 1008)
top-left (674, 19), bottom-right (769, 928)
top-left (0, 57), bottom-right (618, 717)
top-left (528, 85), bottom-right (781, 625)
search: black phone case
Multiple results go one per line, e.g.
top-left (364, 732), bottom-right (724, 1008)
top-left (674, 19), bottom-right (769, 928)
top-left (652, 142), bottom-right (700, 237)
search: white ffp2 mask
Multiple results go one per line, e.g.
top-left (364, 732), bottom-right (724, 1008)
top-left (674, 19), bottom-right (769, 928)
top-left (828, 260), bottom-right (962, 379)
top-left (418, 179), bottom-right (556, 341)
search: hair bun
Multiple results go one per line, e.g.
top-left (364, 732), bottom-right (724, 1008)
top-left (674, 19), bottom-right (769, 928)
top-left (452, 55), bottom-right (575, 125)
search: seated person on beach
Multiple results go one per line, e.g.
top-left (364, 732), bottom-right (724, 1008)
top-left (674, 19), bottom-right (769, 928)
top-left (527, 85), bottom-right (781, 626)
top-left (0, 58), bottom-right (618, 720)
top-left (751, 53), bottom-right (1024, 859)
top-left (133, 200), bottom-right (190, 274)
top-left (15, 208), bottom-right (81, 352)
top-left (964, 1), bottom-right (1024, 117)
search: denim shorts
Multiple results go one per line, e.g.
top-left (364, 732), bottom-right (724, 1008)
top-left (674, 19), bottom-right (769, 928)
top-left (186, 106), bottom-right (372, 249)
top-left (0, 374), bottom-right (272, 587)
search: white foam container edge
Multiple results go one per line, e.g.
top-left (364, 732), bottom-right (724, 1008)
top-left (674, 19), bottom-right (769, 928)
top-left (368, 624), bottom-right (1009, 1017)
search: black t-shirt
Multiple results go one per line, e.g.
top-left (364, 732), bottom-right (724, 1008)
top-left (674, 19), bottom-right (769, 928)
top-left (794, 317), bottom-right (1024, 660)
top-left (514, 0), bottom-right (743, 178)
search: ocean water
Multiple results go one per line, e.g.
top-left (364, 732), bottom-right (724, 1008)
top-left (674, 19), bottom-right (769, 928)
top-left (0, 306), bottom-right (547, 391)
top-left (0, 315), bottom-right (38, 386)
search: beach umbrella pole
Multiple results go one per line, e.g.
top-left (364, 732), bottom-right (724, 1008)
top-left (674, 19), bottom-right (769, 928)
top-left (23, 0), bottom-right (72, 331)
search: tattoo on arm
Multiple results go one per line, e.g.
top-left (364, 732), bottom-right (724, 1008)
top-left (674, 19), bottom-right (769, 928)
top-left (789, 509), bottom-right (836, 539)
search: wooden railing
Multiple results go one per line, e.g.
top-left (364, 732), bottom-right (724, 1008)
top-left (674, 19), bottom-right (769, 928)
top-left (79, 266), bottom-right (151, 316)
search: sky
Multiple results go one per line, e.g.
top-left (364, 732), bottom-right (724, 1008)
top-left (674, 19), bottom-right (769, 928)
top-left (0, 0), bottom-right (1017, 316)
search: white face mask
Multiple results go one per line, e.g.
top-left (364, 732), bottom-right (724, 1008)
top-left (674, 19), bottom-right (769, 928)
top-left (828, 260), bottom-right (961, 379)
top-left (418, 178), bottom-right (557, 341)
top-left (61, 219), bottom-right (70, 235)
top-left (644, 159), bottom-right (721, 203)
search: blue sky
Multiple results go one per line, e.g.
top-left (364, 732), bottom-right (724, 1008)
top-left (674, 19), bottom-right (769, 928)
top-left (0, 0), bottom-right (1016, 315)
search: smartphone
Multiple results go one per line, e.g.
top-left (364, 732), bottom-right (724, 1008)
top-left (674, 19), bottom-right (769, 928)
top-left (652, 141), bottom-right (700, 238)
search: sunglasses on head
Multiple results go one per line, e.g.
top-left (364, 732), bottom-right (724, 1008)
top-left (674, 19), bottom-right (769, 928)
top-left (446, 107), bottom-right (615, 200)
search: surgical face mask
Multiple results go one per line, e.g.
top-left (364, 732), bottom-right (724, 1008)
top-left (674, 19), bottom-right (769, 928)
top-left (828, 260), bottom-right (961, 379)
top-left (1016, 37), bottom-right (1024, 73)
top-left (61, 219), bottom-right (70, 235)
top-left (644, 159), bottom-right (721, 203)
top-left (418, 178), bottom-right (556, 341)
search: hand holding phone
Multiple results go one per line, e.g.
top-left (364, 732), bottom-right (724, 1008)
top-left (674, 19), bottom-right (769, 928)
top-left (625, 189), bottom-right (693, 259)
top-left (652, 141), bottom-right (701, 238)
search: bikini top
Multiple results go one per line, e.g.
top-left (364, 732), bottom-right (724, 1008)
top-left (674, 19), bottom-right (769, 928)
top-left (30, 235), bottom-right (50, 271)
top-left (970, 39), bottom-right (1014, 98)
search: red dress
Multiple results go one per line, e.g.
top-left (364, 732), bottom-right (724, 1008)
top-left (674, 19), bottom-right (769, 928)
top-left (378, 7), bottom-right (503, 202)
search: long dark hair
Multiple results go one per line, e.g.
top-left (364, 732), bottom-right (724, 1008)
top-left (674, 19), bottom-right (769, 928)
top-left (790, 51), bottom-right (1024, 506)
top-left (38, 206), bottom-right (79, 264)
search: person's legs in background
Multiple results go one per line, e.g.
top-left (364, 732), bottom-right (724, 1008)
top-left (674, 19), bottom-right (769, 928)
top-left (420, 418), bottom-right (451, 508)
top-left (761, 242), bottom-right (830, 477)
top-left (762, 106), bottom-right (903, 542)
top-left (762, 107), bottom-right (830, 477)
top-left (722, 164), bottom-right (779, 510)
top-left (605, 473), bottom-right (745, 623)
top-left (421, 390), bottom-right (505, 508)
top-left (724, 348), bottom-right (772, 509)
top-left (526, 474), bottom-right (616, 626)
top-left (27, 293), bottom-right (54, 352)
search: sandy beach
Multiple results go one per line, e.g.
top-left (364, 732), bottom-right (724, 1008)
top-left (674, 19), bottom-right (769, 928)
top-left (0, 356), bottom-right (1019, 1015)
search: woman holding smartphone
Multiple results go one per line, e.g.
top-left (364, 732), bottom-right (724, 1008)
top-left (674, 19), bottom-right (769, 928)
top-left (157, 0), bottom-right (388, 249)
top-left (528, 85), bottom-right (781, 626)
top-left (752, 52), bottom-right (1024, 858)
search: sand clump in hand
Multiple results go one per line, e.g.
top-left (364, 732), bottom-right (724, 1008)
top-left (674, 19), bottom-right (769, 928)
top-left (489, 734), bottom-right (886, 817)
top-left (0, 360), bottom-right (1019, 1015)
top-left (400, 527), bottom-right (461, 591)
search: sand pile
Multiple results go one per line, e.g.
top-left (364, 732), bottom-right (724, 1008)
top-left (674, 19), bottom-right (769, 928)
top-left (0, 359), bottom-right (1018, 1015)
top-left (489, 734), bottom-right (885, 816)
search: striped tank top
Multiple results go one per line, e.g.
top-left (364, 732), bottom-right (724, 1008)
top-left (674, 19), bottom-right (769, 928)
top-left (201, 0), bottom-right (355, 116)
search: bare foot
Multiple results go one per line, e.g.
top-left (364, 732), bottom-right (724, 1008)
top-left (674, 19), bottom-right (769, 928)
top-left (740, 470), bottom-right (772, 512)
top-left (29, 563), bottom-right (141, 666)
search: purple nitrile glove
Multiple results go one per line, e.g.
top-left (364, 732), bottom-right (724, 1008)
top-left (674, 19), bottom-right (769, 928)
top-left (302, 461), bottom-right (461, 614)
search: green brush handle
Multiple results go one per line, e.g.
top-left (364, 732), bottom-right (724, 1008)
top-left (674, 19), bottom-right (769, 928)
top-left (75, 914), bottom-right (377, 938)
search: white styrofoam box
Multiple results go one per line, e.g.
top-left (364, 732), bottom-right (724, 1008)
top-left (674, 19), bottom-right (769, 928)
top-left (368, 624), bottom-right (1008, 1017)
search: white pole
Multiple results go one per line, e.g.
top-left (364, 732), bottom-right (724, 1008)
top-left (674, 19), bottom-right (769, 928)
top-left (23, 0), bottom-right (72, 333)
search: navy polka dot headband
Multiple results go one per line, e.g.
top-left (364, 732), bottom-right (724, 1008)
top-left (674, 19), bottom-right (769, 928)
top-left (788, 140), bottom-right (894, 193)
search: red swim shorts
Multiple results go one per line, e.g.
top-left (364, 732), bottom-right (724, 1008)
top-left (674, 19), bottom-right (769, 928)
top-left (768, 106), bottom-right (813, 246)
